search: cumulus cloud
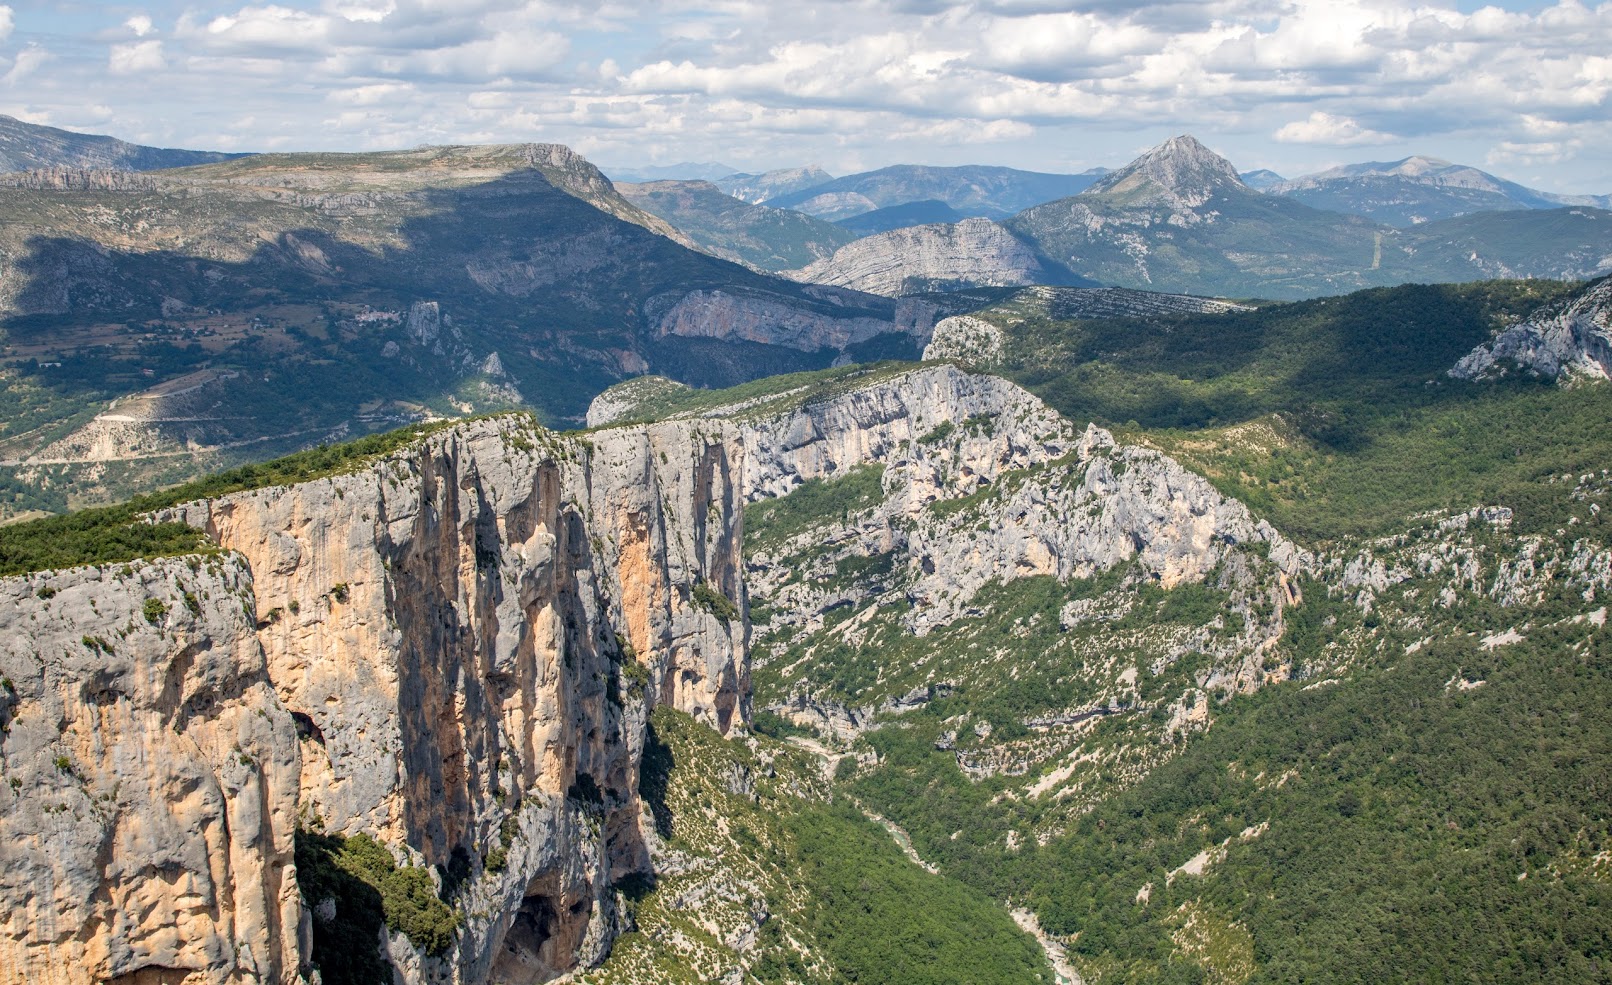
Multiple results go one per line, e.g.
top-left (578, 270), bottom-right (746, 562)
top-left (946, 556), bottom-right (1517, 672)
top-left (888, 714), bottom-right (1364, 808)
top-left (110, 40), bottom-right (167, 75)
top-left (0, 6), bottom-right (13, 43)
top-left (5, 0), bottom-right (1610, 191)
top-left (1274, 111), bottom-right (1394, 146)
top-left (2, 44), bottom-right (49, 86)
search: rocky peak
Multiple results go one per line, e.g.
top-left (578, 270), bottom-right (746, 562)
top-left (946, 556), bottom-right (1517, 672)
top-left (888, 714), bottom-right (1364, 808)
top-left (1085, 134), bottom-right (1246, 209)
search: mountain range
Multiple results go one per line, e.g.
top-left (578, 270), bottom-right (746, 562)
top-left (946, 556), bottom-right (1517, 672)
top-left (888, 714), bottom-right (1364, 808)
top-left (764, 164), bottom-right (1110, 221)
top-left (615, 179), bottom-right (856, 271)
top-left (0, 143), bottom-right (933, 517)
top-left (1267, 155), bottom-right (1612, 226)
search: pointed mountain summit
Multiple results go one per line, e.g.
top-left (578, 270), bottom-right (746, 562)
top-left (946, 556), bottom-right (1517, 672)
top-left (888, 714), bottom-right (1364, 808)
top-left (1084, 134), bottom-right (1247, 209)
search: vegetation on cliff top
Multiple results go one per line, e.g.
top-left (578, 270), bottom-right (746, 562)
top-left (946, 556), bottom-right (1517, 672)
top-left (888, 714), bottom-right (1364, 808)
top-left (0, 416), bottom-right (471, 576)
top-left (983, 277), bottom-right (1604, 541)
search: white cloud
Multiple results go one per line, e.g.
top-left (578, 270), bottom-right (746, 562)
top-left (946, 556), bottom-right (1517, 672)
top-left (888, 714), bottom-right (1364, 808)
top-left (187, 5), bottom-right (334, 55)
top-left (0, 0), bottom-right (1607, 192)
top-left (2, 45), bottom-right (49, 86)
top-left (1274, 111), bottom-right (1394, 146)
top-left (327, 82), bottom-right (415, 105)
top-left (1487, 139), bottom-right (1583, 166)
top-left (110, 40), bottom-right (168, 75)
top-left (0, 6), bottom-right (13, 44)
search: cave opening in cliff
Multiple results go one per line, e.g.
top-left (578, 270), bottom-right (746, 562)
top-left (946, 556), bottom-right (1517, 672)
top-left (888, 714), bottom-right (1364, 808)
top-left (491, 887), bottom-right (587, 985)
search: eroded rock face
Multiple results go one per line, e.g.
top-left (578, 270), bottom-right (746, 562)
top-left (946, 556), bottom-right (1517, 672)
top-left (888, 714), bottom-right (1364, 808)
top-left (0, 413), bottom-right (750, 985)
top-left (784, 218), bottom-right (1062, 297)
top-left (649, 287), bottom-right (935, 352)
top-left (0, 557), bottom-right (300, 985)
top-left (1451, 275), bottom-right (1612, 381)
top-left (735, 365), bottom-right (1301, 633)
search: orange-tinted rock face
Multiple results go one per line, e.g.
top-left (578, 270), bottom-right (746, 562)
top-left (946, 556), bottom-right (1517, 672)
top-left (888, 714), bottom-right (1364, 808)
top-left (0, 557), bottom-right (300, 985)
top-left (1, 413), bottom-right (750, 985)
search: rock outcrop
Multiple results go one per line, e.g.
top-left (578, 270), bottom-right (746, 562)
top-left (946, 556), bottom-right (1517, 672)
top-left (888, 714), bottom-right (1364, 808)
top-left (718, 364), bottom-right (1304, 630)
top-left (1080, 134), bottom-right (1248, 212)
top-left (922, 315), bottom-right (1005, 365)
top-left (1450, 275), bottom-right (1612, 381)
top-left (0, 413), bottom-right (750, 985)
top-left (784, 218), bottom-right (1080, 297)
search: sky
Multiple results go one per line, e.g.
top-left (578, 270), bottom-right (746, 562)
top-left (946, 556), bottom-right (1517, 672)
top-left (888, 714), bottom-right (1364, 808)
top-left (0, 1), bottom-right (1607, 192)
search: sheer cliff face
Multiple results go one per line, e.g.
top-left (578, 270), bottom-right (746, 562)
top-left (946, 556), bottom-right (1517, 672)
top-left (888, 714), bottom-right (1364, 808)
top-left (0, 557), bottom-right (300, 985)
top-left (735, 365), bottom-right (1301, 633)
top-left (0, 415), bottom-right (749, 985)
top-left (782, 218), bottom-right (1066, 297)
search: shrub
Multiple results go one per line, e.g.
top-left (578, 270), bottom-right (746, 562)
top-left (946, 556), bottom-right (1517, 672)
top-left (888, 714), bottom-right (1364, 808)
top-left (295, 828), bottom-right (460, 979)
top-left (691, 581), bottom-right (740, 622)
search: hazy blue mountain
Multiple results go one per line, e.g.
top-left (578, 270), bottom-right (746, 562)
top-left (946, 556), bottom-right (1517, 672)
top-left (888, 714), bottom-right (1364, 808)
top-left (835, 199), bottom-right (969, 235)
top-left (1268, 156), bottom-right (1612, 226)
top-left (1239, 168), bottom-right (1286, 190)
top-left (0, 114), bottom-right (247, 172)
top-left (1008, 136), bottom-right (1612, 299)
top-left (713, 166), bottom-right (836, 204)
top-left (766, 164), bottom-right (1109, 221)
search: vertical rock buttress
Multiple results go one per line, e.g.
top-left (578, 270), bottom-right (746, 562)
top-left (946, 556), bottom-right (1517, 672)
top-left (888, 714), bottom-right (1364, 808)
top-left (0, 414), bottom-right (749, 985)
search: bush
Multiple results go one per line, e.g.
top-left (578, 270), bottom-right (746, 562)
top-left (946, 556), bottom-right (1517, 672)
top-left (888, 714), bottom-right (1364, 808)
top-left (295, 828), bottom-right (460, 982)
top-left (691, 581), bottom-right (740, 622)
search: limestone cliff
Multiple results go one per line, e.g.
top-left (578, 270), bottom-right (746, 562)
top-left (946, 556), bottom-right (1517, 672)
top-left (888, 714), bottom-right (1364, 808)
top-left (783, 218), bottom-right (1083, 297)
top-left (0, 413), bottom-right (749, 985)
top-left (649, 287), bottom-right (936, 352)
top-left (727, 365), bottom-right (1302, 633)
top-left (1450, 274), bottom-right (1612, 381)
top-left (0, 557), bottom-right (299, 985)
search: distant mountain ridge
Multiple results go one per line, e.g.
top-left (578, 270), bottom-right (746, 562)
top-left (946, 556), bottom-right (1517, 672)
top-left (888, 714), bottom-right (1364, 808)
top-left (1006, 135), bottom-right (1612, 299)
top-left (0, 115), bottom-right (247, 172)
top-left (614, 178), bottom-right (856, 271)
top-left (1268, 156), bottom-right (1612, 226)
top-left (714, 166), bottom-right (836, 204)
top-left (766, 164), bottom-right (1109, 221)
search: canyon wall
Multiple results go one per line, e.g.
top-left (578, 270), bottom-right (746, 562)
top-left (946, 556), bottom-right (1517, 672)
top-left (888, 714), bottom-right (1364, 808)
top-left (0, 413), bottom-right (749, 985)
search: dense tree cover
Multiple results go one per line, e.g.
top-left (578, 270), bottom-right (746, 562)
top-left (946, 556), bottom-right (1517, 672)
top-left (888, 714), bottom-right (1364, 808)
top-left (995, 278), bottom-right (1604, 541)
top-left (1023, 622), bottom-right (1612, 984)
top-left (773, 801), bottom-right (1051, 985)
top-left (0, 417), bottom-right (462, 575)
top-left (841, 593), bottom-right (1612, 983)
top-left (611, 709), bottom-right (1054, 984)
